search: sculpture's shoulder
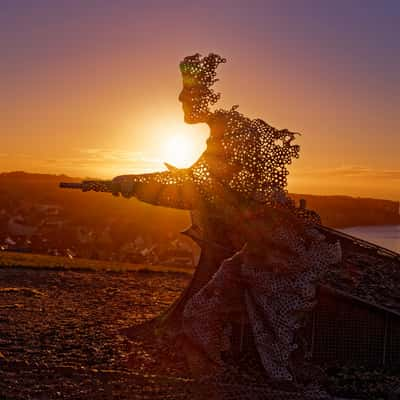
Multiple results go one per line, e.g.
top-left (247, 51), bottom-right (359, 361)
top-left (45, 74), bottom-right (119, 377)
top-left (210, 107), bottom-right (252, 138)
top-left (210, 108), bottom-right (298, 155)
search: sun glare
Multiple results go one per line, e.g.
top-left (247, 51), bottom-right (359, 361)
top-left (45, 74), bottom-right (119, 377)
top-left (138, 116), bottom-right (208, 170)
top-left (164, 134), bottom-right (196, 168)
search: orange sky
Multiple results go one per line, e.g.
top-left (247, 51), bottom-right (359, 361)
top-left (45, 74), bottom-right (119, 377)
top-left (1, 2), bottom-right (399, 200)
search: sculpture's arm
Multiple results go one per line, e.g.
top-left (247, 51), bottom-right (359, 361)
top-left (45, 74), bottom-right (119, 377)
top-left (112, 167), bottom-right (200, 210)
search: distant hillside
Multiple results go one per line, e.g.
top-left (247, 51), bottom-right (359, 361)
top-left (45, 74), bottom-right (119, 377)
top-left (0, 171), bottom-right (190, 236)
top-left (290, 193), bottom-right (399, 228)
top-left (0, 171), bottom-right (399, 229)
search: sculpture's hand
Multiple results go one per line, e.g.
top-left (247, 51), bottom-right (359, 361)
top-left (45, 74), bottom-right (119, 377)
top-left (111, 176), bottom-right (137, 198)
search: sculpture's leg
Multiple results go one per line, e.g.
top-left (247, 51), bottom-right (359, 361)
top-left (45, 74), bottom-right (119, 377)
top-left (120, 243), bottom-right (228, 340)
top-left (180, 337), bottom-right (219, 377)
top-left (156, 245), bottom-right (228, 337)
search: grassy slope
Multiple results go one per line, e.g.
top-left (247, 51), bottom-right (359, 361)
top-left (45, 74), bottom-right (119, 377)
top-left (0, 251), bottom-right (193, 274)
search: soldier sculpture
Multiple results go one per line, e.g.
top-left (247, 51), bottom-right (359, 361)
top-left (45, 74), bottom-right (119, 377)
top-left (61, 53), bottom-right (341, 399)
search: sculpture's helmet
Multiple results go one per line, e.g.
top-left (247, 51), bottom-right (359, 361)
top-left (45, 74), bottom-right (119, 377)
top-left (179, 53), bottom-right (226, 123)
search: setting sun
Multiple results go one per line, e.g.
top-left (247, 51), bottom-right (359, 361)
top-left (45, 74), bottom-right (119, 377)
top-left (157, 121), bottom-right (208, 169)
top-left (164, 134), bottom-right (196, 168)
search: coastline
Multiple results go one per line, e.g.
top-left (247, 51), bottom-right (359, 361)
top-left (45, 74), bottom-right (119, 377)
top-left (340, 224), bottom-right (400, 254)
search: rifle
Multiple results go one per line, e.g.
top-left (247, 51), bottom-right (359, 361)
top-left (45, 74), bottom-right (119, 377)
top-left (59, 163), bottom-right (183, 195)
top-left (59, 164), bottom-right (180, 194)
top-left (59, 180), bottom-right (114, 193)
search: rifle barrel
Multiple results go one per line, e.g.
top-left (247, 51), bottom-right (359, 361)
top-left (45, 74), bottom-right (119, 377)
top-left (59, 182), bottom-right (83, 189)
top-left (59, 180), bottom-right (113, 193)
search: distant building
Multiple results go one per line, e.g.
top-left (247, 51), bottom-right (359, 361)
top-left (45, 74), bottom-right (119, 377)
top-left (8, 216), bottom-right (37, 237)
top-left (35, 204), bottom-right (62, 215)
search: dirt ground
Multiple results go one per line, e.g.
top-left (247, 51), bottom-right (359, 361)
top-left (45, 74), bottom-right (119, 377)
top-left (1, 265), bottom-right (399, 400)
top-left (0, 267), bottom-right (197, 400)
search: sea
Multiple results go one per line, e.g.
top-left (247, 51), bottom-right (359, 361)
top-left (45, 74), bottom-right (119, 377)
top-left (340, 225), bottom-right (400, 254)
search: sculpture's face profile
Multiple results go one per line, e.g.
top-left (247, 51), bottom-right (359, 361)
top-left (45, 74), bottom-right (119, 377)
top-left (178, 82), bottom-right (209, 124)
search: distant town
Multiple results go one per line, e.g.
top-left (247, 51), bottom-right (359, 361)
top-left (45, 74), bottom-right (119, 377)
top-left (0, 172), bottom-right (399, 264)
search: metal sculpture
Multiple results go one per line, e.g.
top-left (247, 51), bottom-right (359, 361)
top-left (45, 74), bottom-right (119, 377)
top-left (61, 53), bottom-right (342, 398)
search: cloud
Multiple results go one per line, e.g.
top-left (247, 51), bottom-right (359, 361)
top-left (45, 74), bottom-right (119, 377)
top-left (298, 165), bottom-right (400, 180)
top-left (36, 148), bottom-right (166, 177)
top-left (77, 148), bottom-right (161, 164)
top-left (0, 148), bottom-right (165, 177)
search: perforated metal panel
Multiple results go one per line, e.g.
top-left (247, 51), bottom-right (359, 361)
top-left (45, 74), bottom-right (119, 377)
top-left (388, 317), bottom-right (400, 367)
top-left (308, 287), bottom-right (400, 367)
top-left (228, 286), bottom-right (400, 368)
